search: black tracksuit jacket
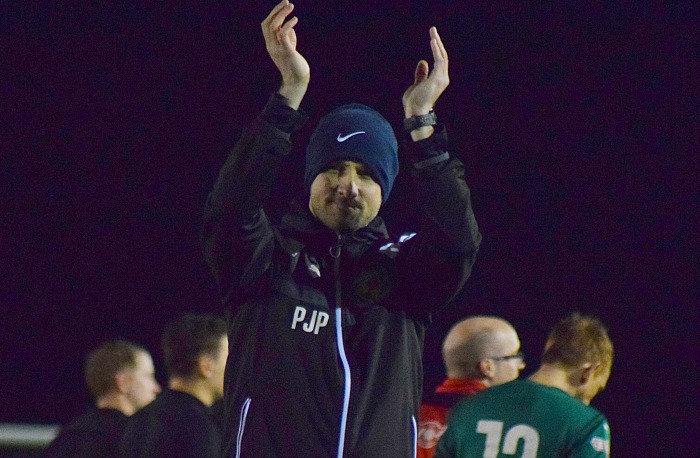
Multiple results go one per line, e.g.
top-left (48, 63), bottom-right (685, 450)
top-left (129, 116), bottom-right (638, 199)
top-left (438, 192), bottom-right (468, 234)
top-left (201, 94), bottom-right (482, 458)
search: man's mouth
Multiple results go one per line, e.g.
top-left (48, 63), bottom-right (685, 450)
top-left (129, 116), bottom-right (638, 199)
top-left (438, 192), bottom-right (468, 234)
top-left (332, 198), bottom-right (362, 210)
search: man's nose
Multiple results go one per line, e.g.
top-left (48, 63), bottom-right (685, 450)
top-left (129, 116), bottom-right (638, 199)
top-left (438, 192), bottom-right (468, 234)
top-left (337, 170), bottom-right (359, 197)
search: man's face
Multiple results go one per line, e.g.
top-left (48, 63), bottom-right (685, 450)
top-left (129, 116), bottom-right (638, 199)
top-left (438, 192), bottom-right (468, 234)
top-left (309, 160), bottom-right (382, 233)
top-left (123, 351), bottom-right (161, 411)
top-left (490, 330), bottom-right (526, 386)
top-left (209, 335), bottom-right (229, 401)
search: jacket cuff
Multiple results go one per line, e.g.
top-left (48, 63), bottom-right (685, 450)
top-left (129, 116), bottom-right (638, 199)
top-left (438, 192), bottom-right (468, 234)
top-left (260, 93), bottom-right (309, 134)
top-left (404, 124), bottom-right (450, 168)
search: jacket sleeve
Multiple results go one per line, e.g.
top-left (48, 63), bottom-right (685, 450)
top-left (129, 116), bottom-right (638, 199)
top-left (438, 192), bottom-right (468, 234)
top-left (397, 123), bottom-right (483, 311)
top-left (200, 94), bottom-right (308, 308)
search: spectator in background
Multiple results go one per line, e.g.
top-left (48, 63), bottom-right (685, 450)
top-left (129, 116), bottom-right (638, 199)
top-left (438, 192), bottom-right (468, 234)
top-left (435, 312), bottom-right (613, 458)
top-left (45, 339), bottom-right (160, 458)
top-left (417, 316), bottom-right (525, 458)
top-left (119, 313), bottom-right (228, 457)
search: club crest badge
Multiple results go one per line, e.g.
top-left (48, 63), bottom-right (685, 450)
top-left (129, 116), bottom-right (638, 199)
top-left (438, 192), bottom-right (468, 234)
top-left (353, 266), bottom-right (392, 304)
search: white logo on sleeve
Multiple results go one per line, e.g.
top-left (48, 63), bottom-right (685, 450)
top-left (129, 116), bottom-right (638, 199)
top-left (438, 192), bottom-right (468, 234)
top-left (291, 306), bottom-right (329, 334)
top-left (337, 131), bottom-right (366, 142)
top-left (590, 421), bottom-right (611, 455)
top-left (590, 436), bottom-right (610, 454)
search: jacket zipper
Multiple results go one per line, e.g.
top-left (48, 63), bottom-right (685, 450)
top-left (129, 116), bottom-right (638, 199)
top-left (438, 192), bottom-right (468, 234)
top-left (411, 414), bottom-right (418, 458)
top-left (236, 397), bottom-right (251, 458)
top-left (332, 234), bottom-right (352, 458)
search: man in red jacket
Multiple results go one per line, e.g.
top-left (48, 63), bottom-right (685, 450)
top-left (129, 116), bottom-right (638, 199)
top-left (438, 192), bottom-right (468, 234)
top-left (417, 316), bottom-right (525, 458)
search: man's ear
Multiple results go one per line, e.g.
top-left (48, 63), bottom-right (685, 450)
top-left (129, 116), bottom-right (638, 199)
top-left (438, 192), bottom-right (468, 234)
top-left (578, 362), bottom-right (600, 385)
top-left (114, 371), bottom-right (130, 394)
top-left (197, 355), bottom-right (214, 379)
top-left (478, 359), bottom-right (494, 379)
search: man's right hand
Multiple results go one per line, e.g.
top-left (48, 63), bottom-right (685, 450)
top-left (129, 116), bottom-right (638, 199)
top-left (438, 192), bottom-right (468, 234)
top-left (261, 0), bottom-right (310, 110)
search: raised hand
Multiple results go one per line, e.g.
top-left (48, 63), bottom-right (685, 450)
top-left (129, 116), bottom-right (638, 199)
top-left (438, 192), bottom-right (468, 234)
top-left (261, 0), bottom-right (310, 109)
top-left (402, 27), bottom-right (450, 118)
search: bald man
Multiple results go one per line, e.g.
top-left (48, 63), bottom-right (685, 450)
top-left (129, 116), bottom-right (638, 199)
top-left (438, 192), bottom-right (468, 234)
top-left (417, 316), bottom-right (525, 458)
top-left (435, 312), bottom-right (613, 458)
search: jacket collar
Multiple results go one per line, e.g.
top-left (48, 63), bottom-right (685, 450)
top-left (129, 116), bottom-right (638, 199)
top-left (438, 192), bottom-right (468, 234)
top-left (279, 201), bottom-right (388, 254)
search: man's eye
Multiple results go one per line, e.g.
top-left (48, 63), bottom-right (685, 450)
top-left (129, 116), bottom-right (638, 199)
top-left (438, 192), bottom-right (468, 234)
top-left (358, 170), bottom-right (374, 179)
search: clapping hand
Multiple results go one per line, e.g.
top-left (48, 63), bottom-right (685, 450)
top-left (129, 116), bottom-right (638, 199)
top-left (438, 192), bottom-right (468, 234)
top-left (402, 27), bottom-right (450, 119)
top-left (261, 1), bottom-right (310, 109)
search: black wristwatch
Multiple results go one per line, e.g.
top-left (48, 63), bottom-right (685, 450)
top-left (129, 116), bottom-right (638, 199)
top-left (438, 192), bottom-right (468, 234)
top-left (403, 111), bottom-right (437, 132)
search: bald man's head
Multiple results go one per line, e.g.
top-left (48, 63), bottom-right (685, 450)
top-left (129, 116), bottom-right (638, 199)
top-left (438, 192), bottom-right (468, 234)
top-left (442, 316), bottom-right (525, 386)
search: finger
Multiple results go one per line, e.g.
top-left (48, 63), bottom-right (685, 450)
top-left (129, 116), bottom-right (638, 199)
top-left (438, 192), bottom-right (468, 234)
top-left (270, 2), bottom-right (295, 31)
top-left (414, 60), bottom-right (429, 84)
top-left (429, 26), bottom-right (439, 40)
top-left (276, 16), bottom-right (299, 45)
top-left (429, 27), bottom-right (448, 77)
top-left (262, 1), bottom-right (294, 37)
top-left (280, 15), bottom-right (299, 35)
top-left (429, 27), bottom-right (448, 61)
top-left (263, 0), bottom-right (291, 27)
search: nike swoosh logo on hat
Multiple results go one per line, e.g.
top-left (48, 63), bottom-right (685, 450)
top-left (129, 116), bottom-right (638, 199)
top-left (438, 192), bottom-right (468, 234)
top-left (337, 131), bottom-right (366, 142)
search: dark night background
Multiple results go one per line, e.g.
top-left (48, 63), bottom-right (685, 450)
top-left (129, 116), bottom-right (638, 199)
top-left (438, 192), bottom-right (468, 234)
top-left (2, 1), bottom-right (698, 456)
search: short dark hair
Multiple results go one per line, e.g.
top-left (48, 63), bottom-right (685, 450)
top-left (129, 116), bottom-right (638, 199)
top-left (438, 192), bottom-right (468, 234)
top-left (541, 312), bottom-right (613, 374)
top-left (161, 313), bottom-right (227, 378)
top-left (84, 339), bottom-right (146, 399)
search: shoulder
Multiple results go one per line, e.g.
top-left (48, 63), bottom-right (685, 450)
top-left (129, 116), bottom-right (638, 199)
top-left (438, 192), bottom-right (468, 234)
top-left (62, 408), bottom-right (127, 432)
top-left (47, 409), bottom-right (127, 458)
top-left (450, 380), bottom-right (569, 416)
top-left (162, 391), bottom-right (218, 426)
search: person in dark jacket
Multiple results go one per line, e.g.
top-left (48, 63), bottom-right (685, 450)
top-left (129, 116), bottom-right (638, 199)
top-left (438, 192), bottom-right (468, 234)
top-left (200, 1), bottom-right (482, 456)
top-left (119, 313), bottom-right (228, 458)
top-left (45, 340), bottom-right (161, 458)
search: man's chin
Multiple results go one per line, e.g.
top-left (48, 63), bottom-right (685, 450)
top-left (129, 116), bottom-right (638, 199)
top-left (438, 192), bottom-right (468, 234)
top-left (334, 219), bottom-right (364, 233)
top-left (326, 215), bottom-right (367, 233)
top-left (313, 205), bottom-right (373, 232)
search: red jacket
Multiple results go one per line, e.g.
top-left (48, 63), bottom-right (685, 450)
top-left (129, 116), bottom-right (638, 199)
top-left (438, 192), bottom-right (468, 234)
top-left (417, 378), bottom-right (487, 458)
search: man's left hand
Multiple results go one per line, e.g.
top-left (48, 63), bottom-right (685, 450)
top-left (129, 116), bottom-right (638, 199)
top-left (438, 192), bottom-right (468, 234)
top-left (402, 26), bottom-right (450, 118)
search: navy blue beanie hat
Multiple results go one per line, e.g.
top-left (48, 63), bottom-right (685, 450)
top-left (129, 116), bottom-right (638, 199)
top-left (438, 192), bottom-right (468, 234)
top-left (304, 103), bottom-right (399, 203)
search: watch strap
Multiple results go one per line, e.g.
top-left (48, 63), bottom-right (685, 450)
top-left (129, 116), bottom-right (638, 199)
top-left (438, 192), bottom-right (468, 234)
top-left (403, 111), bottom-right (437, 132)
